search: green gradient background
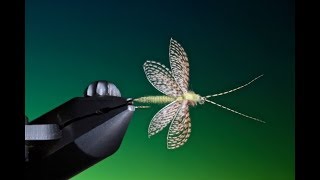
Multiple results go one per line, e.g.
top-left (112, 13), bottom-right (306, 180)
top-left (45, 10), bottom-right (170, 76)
top-left (26, 0), bottom-right (294, 179)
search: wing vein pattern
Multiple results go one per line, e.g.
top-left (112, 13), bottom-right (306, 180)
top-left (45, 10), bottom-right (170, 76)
top-left (143, 60), bottom-right (183, 97)
top-left (148, 101), bottom-right (182, 137)
top-left (167, 100), bottom-right (191, 149)
top-left (169, 38), bottom-right (190, 93)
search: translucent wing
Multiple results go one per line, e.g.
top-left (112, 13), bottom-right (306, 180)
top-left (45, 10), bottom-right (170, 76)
top-left (169, 38), bottom-right (190, 93)
top-left (143, 60), bottom-right (183, 97)
top-left (167, 100), bottom-right (191, 149)
top-left (148, 101), bottom-right (182, 137)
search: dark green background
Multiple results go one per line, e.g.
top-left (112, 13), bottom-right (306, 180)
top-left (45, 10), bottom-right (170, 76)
top-left (26, 0), bottom-right (294, 179)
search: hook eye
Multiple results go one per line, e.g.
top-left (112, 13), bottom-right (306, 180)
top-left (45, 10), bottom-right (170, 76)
top-left (199, 97), bottom-right (206, 104)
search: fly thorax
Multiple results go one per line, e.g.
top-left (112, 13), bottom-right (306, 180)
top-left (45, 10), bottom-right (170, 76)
top-left (183, 91), bottom-right (201, 104)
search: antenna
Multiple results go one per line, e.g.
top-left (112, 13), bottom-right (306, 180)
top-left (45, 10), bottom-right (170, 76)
top-left (206, 74), bottom-right (264, 98)
top-left (205, 99), bottom-right (265, 123)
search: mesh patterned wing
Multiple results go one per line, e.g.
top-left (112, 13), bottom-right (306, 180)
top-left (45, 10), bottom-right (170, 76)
top-left (148, 101), bottom-right (182, 137)
top-left (143, 60), bottom-right (183, 97)
top-left (167, 100), bottom-right (191, 149)
top-left (169, 38), bottom-right (190, 93)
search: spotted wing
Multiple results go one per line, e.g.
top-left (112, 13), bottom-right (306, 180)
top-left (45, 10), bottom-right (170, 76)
top-left (143, 60), bottom-right (183, 97)
top-left (169, 38), bottom-right (190, 93)
top-left (167, 100), bottom-right (191, 149)
top-left (148, 101), bottom-right (182, 137)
